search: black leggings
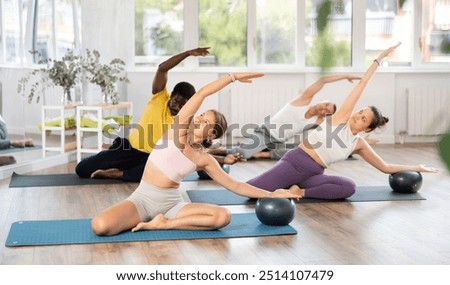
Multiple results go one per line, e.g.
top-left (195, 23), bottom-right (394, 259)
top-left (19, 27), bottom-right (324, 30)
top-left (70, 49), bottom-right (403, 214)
top-left (75, 137), bottom-right (149, 182)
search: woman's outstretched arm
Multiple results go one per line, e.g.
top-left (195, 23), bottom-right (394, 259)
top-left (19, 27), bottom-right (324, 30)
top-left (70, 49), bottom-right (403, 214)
top-left (332, 43), bottom-right (401, 124)
top-left (197, 154), bottom-right (301, 199)
top-left (355, 138), bottom-right (439, 174)
top-left (291, 74), bottom-right (361, 106)
top-left (176, 73), bottom-right (264, 127)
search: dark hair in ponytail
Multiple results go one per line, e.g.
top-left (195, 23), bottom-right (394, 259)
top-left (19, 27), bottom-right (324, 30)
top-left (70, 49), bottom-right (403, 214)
top-left (367, 106), bottom-right (389, 132)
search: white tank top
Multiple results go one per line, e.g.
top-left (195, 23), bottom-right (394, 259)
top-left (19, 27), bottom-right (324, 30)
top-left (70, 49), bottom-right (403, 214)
top-left (306, 120), bottom-right (360, 167)
top-left (264, 103), bottom-right (318, 142)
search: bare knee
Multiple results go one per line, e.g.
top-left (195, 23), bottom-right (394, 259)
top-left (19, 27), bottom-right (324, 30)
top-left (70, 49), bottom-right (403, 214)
top-left (91, 216), bottom-right (113, 236)
top-left (213, 207), bottom-right (231, 229)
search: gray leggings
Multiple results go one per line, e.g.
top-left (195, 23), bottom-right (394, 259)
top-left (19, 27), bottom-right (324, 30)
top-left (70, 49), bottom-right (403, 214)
top-left (226, 127), bottom-right (283, 159)
top-left (126, 180), bottom-right (188, 222)
top-left (227, 127), bottom-right (299, 160)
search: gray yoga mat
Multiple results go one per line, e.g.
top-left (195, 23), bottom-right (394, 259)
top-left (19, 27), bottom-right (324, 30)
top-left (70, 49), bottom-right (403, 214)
top-left (5, 213), bottom-right (297, 247)
top-left (8, 172), bottom-right (127, 188)
top-left (8, 171), bottom-right (203, 188)
top-left (7, 170), bottom-right (213, 188)
top-left (186, 186), bottom-right (426, 205)
top-left (0, 145), bottom-right (42, 155)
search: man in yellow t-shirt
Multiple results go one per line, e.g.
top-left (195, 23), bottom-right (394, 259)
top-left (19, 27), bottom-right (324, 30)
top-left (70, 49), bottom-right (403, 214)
top-left (75, 48), bottom-right (209, 182)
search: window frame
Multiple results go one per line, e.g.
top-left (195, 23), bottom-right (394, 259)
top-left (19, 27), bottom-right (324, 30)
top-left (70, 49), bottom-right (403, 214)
top-left (0, 0), bottom-right (81, 66)
top-left (1, 0), bottom-right (449, 71)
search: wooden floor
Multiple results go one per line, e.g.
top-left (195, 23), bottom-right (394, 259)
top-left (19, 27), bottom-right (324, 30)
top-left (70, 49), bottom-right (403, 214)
top-left (1, 143), bottom-right (450, 265)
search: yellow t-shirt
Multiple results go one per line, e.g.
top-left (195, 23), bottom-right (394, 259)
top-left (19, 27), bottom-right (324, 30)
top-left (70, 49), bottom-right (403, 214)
top-left (128, 88), bottom-right (174, 153)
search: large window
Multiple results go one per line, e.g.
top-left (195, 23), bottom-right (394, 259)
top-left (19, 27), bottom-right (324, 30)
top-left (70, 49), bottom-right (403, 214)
top-left (34, 0), bottom-right (53, 60)
top-left (135, 0), bottom-right (184, 66)
top-left (2, 1), bottom-right (449, 69)
top-left (365, 0), bottom-right (414, 66)
top-left (55, 0), bottom-right (78, 57)
top-left (0, 0), bottom-right (81, 65)
top-left (2, 0), bottom-right (28, 64)
top-left (256, 0), bottom-right (296, 65)
top-left (420, 0), bottom-right (450, 63)
top-left (198, 0), bottom-right (247, 67)
top-left (305, 0), bottom-right (352, 68)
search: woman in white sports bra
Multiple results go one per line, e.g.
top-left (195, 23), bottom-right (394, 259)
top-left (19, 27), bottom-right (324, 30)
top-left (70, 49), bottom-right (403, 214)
top-left (91, 73), bottom-right (301, 236)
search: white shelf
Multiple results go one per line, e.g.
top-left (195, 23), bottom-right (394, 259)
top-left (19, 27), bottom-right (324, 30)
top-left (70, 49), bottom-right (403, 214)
top-left (41, 104), bottom-right (79, 157)
top-left (76, 102), bottom-right (133, 162)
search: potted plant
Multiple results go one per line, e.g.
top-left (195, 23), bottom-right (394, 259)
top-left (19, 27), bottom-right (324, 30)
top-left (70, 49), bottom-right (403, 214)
top-left (82, 49), bottom-right (130, 104)
top-left (17, 50), bottom-right (83, 104)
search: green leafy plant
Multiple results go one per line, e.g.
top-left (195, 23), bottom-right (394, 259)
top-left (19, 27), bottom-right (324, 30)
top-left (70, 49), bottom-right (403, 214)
top-left (82, 49), bottom-right (130, 104)
top-left (17, 50), bottom-right (83, 104)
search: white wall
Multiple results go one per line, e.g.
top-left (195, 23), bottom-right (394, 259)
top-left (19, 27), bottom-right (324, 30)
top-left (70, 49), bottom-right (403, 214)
top-left (81, 0), bottom-right (134, 68)
top-left (80, 0), bottom-right (134, 104)
top-left (2, 68), bottom-right (449, 144)
top-left (395, 73), bottom-right (450, 143)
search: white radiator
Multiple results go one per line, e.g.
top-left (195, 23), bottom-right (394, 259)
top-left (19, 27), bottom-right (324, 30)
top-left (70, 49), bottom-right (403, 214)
top-left (407, 86), bottom-right (450, 136)
top-left (229, 83), bottom-right (299, 138)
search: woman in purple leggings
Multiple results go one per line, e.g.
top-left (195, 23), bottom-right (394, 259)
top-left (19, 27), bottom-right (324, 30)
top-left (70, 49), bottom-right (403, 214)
top-left (247, 43), bottom-right (438, 200)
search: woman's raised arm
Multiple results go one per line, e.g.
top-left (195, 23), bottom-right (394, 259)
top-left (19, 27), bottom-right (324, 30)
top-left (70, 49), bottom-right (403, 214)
top-left (332, 43), bottom-right (401, 124)
top-left (176, 73), bottom-right (264, 126)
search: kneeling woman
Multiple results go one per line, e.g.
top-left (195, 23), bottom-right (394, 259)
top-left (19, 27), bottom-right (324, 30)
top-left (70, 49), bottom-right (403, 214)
top-left (91, 73), bottom-right (300, 236)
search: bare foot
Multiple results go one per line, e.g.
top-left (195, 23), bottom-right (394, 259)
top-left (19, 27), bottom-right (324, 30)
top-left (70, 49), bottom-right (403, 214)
top-left (24, 138), bottom-right (34, 147)
top-left (289, 185), bottom-right (305, 197)
top-left (253, 151), bottom-right (271, 159)
top-left (10, 140), bottom-right (25, 148)
top-left (91, 168), bottom-right (123, 179)
top-left (10, 138), bottom-right (33, 148)
top-left (0, 156), bottom-right (16, 166)
top-left (223, 153), bottom-right (243, 165)
top-left (132, 214), bottom-right (169, 232)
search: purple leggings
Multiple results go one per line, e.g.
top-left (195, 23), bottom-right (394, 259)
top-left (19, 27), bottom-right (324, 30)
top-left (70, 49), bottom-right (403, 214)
top-left (246, 147), bottom-right (356, 200)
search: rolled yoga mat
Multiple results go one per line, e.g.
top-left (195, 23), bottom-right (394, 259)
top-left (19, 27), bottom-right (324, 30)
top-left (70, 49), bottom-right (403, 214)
top-left (186, 186), bottom-right (426, 205)
top-left (5, 213), bottom-right (297, 247)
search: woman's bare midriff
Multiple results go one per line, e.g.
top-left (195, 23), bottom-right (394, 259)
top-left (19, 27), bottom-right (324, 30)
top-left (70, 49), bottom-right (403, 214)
top-left (299, 143), bottom-right (326, 169)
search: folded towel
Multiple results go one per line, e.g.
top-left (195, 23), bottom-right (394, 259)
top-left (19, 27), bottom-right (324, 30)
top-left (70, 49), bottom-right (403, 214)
top-left (103, 115), bottom-right (133, 126)
top-left (79, 115), bottom-right (118, 135)
top-left (38, 117), bottom-right (76, 131)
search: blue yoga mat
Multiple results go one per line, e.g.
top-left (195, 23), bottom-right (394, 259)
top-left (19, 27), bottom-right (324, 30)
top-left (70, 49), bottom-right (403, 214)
top-left (186, 186), bottom-right (426, 205)
top-left (5, 213), bottom-right (297, 247)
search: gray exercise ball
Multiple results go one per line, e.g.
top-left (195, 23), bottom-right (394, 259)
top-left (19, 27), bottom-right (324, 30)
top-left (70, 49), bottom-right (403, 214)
top-left (255, 198), bottom-right (296, 226)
